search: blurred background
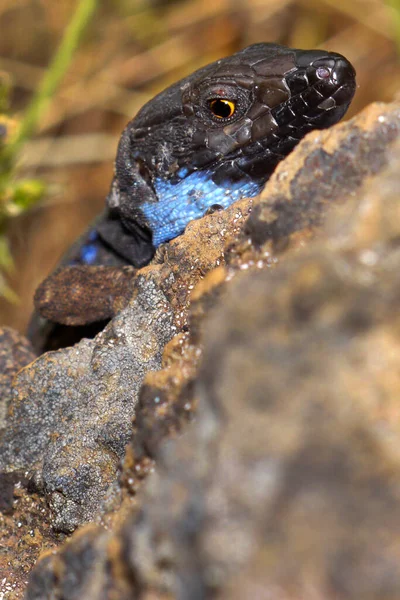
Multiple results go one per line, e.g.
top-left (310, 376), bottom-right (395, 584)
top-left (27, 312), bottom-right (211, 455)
top-left (0, 0), bottom-right (398, 332)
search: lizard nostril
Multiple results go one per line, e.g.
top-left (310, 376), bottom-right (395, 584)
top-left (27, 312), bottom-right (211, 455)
top-left (316, 66), bottom-right (330, 80)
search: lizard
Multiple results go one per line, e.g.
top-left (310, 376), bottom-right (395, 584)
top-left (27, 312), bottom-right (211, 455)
top-left (30, 42), bottom-right (356, 349)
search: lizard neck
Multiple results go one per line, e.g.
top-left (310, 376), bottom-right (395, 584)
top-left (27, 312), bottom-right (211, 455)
top-left (141, 170), bottom-right (263, 247)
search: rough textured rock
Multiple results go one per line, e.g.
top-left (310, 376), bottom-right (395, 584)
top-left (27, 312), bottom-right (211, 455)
top-left (0, 184), bottom-right (254, 599)
top-left (0, 275), bottom-right (175, 532)
top-left (20, 101), bottom-right (400, 599)
top-left (0, 327), bottom-right (36, 427)
top-left (0, 481), bottom-right (58, 600)
top-left (34, 265), bottom-right (138, 326)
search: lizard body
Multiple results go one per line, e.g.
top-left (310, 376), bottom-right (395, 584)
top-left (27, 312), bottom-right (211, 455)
top-left (30, 42), bottom-right (356, 350)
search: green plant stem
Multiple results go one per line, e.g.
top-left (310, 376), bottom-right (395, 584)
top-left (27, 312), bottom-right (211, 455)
top-left (386, 0), bottom-right (400, 54)
top-left (5, 0), bottom-right (98, 163)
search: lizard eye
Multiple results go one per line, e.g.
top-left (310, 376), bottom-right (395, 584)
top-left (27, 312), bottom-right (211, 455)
top-left (208, 98), bottom-right (236, 119)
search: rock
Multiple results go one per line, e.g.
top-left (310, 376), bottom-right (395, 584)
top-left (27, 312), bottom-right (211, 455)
top-left (33, 265), bottom-right (138, 326)
top-left (0, 472), bottom-right (57, 599)
top-left (0, 327), bottom-right (36, 427)
top-left (22, 101), bottom-right (400, 599)
top-left (0, 276), bottom-right (175, 532)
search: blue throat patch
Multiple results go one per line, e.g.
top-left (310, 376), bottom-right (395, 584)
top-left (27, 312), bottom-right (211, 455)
top-left (77, 230), bottom-right (99, 265)
top-left (141, 169), bottom-right (262, 247)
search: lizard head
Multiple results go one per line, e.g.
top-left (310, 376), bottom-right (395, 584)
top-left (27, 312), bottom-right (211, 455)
top-left (124, 43), bottom-right (356, 183)
top-left (110, 43), bottom-right (356, 249)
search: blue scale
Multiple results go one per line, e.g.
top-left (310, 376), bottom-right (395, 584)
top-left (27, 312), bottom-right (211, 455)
top-left (79, 229), bottom-right (99, 264)
top-left (142, 169), bottom-right (262, 247)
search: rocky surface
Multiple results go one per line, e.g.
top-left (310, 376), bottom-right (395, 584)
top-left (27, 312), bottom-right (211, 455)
top-left (0, 327), bottom-right (35, 426)
top-left (0, 480), bottom-right (57, 600)
top-left (0, 274), bottom-right (176, 533)
top-left (0, 192), bottom-right (254, 537)
top-left (0, 100), bottom-right (399, 598)
top-left (33, 265), bottom-right (138, 326)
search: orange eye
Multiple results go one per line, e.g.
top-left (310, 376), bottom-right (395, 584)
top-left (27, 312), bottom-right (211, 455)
top-left (209, 98), bottom-right (236, 119)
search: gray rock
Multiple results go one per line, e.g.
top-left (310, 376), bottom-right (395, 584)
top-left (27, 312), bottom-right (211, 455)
top-left (0, 276), bottom-right (175, 531)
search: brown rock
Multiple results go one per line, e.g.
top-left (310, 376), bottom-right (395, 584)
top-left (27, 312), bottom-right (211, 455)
top-left (34, 265), bottom-right (137, 326)
top-left (0, 327), bottom-right (35, 426)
